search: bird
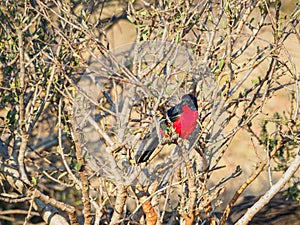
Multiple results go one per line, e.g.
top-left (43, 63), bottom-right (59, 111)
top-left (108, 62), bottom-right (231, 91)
top-left (136, 94), bottom-right (198, 163)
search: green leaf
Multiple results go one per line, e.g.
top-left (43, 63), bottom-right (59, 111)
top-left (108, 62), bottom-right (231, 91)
top-left (31, 176), bottom-right (38, 186)
top-left (224, 0), bottom-right (229, 12)
top-left (218, 58), bottom-right (225, 70)
top-left (140, 10), bottom-right (147, 16)
top-left (127, 15), bottom-right (136, 23)
top-left (141, 28), bottom-right (149, 41)
top-left (222, 20), bottom-right (227, 29)
top-left (251, 79), bottom-right (259, 84)
top-left (57, 146), bottom-right (61, 154)
top-left (256, 46), bottom-right (261, 53)
top-left (75, 162), bottom-right (82, 171)
top-left (81, 19), bottom-right (89, 29)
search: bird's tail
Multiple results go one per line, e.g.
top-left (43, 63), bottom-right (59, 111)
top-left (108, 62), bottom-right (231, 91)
top-left (135, 119), bottom-right (169, 163)
top-left (135, 133), bottom-right (159, 163)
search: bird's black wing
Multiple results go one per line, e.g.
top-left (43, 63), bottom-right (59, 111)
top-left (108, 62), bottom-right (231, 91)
top-left (167, 104), bottom-right (183, 122)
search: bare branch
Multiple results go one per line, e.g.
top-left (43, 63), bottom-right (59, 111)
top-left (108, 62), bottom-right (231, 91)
top-left (235, 149), bottom-right (300, 225)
